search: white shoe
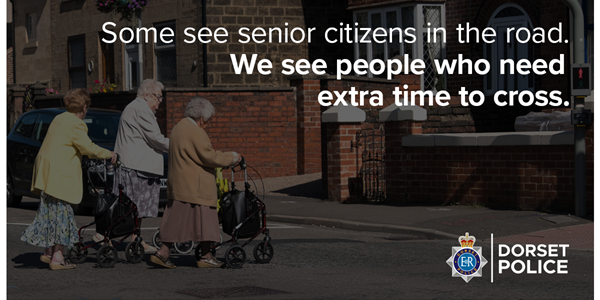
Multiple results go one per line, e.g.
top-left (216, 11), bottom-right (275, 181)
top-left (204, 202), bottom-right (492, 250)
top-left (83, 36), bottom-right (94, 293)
top-left (142, 242), bottom-right (158, 254)
top-left (92, 233), bottom-right (105, 245)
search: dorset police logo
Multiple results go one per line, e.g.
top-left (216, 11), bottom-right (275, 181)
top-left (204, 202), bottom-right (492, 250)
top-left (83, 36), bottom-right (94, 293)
top-left (446, 232), bottom-right (487, 283)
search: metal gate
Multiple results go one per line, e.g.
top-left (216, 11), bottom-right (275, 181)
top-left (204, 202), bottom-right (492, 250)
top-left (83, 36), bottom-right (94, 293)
top-left (353, 124), bottom-right (386, 202)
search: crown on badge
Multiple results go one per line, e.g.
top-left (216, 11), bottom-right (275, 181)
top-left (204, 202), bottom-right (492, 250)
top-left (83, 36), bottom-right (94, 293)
top-left (459, 232), bottom-right (476, 248)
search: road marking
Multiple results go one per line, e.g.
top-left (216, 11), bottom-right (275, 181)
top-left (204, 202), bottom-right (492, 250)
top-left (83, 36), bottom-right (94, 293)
top-left (7, 223), bottom-right (31, 226)
top-left (264, 224), bottom-right (303, 229)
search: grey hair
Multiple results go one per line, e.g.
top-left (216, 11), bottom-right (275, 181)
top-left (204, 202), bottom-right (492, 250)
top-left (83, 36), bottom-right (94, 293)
top-left (136, 79), bottom-right (164, 97)
top-left (185, 97), bottom-right (215, 122)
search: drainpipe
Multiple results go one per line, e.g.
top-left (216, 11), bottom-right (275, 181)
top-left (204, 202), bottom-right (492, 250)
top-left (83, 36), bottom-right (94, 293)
top-left (202, 0), bottom-right (208, 87)
top-left (560, 0), bottom-right (586, 217)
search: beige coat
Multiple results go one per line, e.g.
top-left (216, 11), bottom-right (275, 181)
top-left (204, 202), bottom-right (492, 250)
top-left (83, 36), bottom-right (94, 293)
top-left (31, 112), bottom-right (112, 204)
top-left (114, 97), bottom-right (169, 175)
top-left (167, 118), bottom-right (235, 207)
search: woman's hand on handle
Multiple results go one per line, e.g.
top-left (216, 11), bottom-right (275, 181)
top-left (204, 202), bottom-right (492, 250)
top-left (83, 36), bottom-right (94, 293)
top-left (110, 151), bottom-right (118, 165)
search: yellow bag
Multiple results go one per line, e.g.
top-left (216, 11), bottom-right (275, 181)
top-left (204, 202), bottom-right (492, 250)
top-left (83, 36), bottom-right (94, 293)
top-left (215, 168), bottom-right (229, 213)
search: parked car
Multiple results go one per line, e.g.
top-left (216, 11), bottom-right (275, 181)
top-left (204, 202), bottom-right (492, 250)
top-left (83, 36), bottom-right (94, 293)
top-left (7, 108), bottom-right (168, 214)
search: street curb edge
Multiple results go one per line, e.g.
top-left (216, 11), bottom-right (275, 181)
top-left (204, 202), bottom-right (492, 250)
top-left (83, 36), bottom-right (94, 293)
top-left (268, 215), bottom-right (456, 240)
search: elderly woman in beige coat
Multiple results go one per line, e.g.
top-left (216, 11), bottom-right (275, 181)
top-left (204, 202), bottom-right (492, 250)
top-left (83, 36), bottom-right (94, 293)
top-left (150, 97), bottom-right (239, 269)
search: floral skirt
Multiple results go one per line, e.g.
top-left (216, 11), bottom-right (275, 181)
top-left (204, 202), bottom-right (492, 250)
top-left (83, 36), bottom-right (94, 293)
top-left (20, 192), bottom-right (78, 248)
top-left (112, 168), bottom-right (160, 218)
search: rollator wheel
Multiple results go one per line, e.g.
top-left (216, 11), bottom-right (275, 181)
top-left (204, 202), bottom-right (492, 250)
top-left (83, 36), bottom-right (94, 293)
top-left (253, 241), bottom-right (274, 264)
top-left (174, 241), bottom-right (195, 254)
top-left (67, 244), bottom-right (88, 264)
top-left (97, 245), bottom-right (118, 268)
top-left (125, 240), bottom-right (145, 263)
top-left (225, 245), bottom-right (246, 269)
top-left (152, 230), bottom-right (162, 249)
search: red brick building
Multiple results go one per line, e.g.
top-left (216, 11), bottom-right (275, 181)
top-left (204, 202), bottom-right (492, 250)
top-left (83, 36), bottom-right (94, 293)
top-left (9, 0), bottom-right (595, 213)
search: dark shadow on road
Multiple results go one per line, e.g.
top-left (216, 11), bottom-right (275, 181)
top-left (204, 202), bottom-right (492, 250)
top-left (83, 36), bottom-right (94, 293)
top-left (11, 252), bottom-right (51, 269)
top-left (272, 179), bottom-right (325, 199)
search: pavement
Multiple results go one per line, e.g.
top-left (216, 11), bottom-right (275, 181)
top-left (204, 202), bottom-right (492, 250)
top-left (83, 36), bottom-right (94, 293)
top-left (258, 173), bottom-right (594, 251)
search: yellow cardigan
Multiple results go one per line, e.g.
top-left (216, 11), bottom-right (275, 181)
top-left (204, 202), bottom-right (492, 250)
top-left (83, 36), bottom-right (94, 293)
top-left (167, 118), bottom-right (235, 207)
top-left (31, 112), bottom-right (112, 204)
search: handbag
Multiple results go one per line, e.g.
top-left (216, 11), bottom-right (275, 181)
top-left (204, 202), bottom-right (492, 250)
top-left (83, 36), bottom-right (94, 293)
top-left (221, 190), bottom-right (260, 239)
top-left (95, 194), bottom-right (136, 238)
top-left (92, 193), bottom-right (117, 217)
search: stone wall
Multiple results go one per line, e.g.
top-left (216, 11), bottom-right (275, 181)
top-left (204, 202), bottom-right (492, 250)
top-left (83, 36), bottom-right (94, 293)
top-left (7, 48), bottom-right (14, 85)
top-left (13, 0), bottom-right (52, 86)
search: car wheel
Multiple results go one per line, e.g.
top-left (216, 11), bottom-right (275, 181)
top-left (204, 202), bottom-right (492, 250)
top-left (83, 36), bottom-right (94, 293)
top-left (7, 174), bottom-right (22, 207)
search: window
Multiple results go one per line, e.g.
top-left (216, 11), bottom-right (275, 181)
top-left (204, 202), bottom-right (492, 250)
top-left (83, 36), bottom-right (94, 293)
top-left (485, 4), bottom-right (534, 95)
top-left (14, 113), bottom-right (38, 139)
top-left (123, 30), bottom-right (141, 90)
top-left (84, 114), bottom-right (120, 142)
top-left (26, 13), bottom-right (36, 41)
top-left (99, 32), bottom-right (115, 85)
top-left (353, 4), bottom-right (445, 90)
top-left (154, 21), bottom-right (177, 86)
top-left (68, 35), bottom-right (86, 89)
top-left (32, 113), bottom-right (54, 142)
top-left (354, 7), bottom-right (415, 75)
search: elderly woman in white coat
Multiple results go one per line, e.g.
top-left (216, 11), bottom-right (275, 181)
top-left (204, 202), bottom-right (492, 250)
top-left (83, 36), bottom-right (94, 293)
top-left (93, 79), bottom-right (169, 253)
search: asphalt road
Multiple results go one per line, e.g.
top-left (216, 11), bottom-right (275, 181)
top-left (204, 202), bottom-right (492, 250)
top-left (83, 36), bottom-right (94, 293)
top-left (7, 198), bottom-right (594, 299)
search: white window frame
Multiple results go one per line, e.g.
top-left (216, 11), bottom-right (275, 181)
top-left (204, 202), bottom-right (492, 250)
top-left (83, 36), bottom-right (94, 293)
top-left (484, 4), bottom-right (534, 95)
top-left (124, 42), bottom-right (142, 91)
top-left (417, 4), bottom-right (446, 91)
top-left (353, 4), bottom-right (445, 90)
top-left (154, 21), bottom-right (177, 86)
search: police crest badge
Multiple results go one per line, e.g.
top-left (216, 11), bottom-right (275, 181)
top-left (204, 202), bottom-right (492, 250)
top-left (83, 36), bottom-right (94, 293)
top-left (446, 232), bottom-right (488, 283)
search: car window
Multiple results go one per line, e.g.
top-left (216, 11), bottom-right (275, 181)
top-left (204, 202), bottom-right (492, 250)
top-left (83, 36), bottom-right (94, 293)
top-left (32, 113), bottom-right (55, 142)
top-left (84, 114), bottom-right (120, 142)
top-left (14, 113), bottom-right (38, 139)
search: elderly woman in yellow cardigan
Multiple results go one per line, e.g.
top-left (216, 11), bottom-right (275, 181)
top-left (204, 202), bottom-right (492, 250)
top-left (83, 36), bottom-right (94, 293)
top-left (150, 97), bottom-right (239, 269)
top-left (21, 89), bottom-right (116, 270)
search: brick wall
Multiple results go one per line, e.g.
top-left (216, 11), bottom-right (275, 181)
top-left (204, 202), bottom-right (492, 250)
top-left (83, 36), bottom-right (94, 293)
top-left (342, 0), bottom-right (573, 132)
top-left (33, 88), bottom-right (299, 178)
top-left (291, 79), bottom-right (324, 174)
top-left (326, 123), bottom-right (362, 202)
top-left (47, 0), bottom-right (351, 90)
top-left (313, 74), bottom-right (533, 133)
top-left (420, 96), bottom-right (545, 133)
top-left (445, 0), bottom-right (570, 99)
top-left (165, 87), bottom-right (298, 178)
top-left (384, 121), bottom-right (594, 215)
